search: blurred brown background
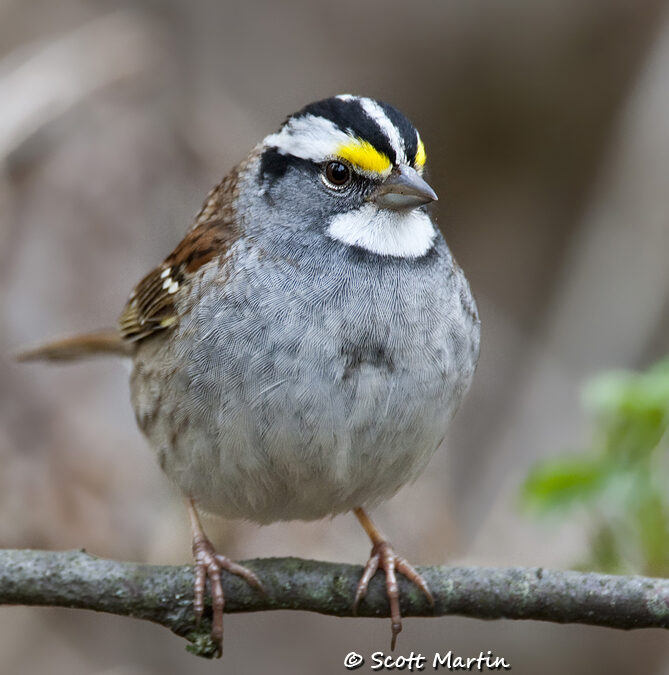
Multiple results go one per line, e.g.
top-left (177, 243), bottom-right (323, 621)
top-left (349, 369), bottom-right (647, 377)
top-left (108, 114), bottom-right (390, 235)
top-left (2, 0), bottom-right (669, 673)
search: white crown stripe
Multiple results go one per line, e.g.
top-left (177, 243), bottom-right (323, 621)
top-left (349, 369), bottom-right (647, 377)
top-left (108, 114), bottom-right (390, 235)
top-left (264, 115), bottom-right (353, 163)
top-left (357, 98), bottom-right (406, 164)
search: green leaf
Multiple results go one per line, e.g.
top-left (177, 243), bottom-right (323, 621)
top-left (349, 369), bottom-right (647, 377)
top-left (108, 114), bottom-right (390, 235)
top-left (522, 356), bottom-right (669, 574)
top-left (583, 363), bottom-right (669, 463)
top-left (521, 455), bottom-right (606, 512)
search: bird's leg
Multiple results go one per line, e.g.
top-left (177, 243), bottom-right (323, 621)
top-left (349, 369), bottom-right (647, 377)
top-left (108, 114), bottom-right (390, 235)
top-left (186, 498), bottom-right (264, 657)
top-left (352, 507), bottom-right (434, 650)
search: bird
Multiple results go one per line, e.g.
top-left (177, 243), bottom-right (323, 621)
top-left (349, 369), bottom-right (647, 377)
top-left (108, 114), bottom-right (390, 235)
top-left (19, 94), bottom-right (480, 656)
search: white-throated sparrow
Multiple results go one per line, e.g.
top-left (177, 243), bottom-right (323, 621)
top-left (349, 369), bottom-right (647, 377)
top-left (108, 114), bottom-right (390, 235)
top-left (20, 95), bottom-right (480, 655)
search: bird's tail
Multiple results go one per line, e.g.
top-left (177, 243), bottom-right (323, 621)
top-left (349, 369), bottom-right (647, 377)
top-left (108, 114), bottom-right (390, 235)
top-left (16, 329), bottom-right (131, 362)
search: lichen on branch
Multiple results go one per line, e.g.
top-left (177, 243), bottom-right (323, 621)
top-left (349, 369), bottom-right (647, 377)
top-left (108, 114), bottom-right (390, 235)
top-left (1, 549), bottom-right (668, 659)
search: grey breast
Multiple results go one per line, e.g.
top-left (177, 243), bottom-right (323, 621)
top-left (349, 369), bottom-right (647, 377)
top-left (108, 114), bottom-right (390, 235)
top-left (132, 225), bottom-right (480, 522)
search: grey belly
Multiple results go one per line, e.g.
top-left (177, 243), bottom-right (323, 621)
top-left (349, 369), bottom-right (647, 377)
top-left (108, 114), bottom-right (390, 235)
top-left (133, 347), bottom-right (465, 523)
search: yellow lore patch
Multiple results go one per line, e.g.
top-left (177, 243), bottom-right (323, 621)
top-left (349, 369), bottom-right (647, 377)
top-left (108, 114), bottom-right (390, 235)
top-left (336, 139), bottom-right (392, 175)
top-left (414, 137), bottom-right (426, 169)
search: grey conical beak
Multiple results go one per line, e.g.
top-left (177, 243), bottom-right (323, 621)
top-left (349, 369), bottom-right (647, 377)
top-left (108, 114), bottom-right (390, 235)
top-left (370, 165), bottom-right (438, 210)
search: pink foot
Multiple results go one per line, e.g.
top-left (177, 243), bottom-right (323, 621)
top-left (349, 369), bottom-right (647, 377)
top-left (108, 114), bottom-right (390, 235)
top-left (353, 540), bottom-right (434, 650)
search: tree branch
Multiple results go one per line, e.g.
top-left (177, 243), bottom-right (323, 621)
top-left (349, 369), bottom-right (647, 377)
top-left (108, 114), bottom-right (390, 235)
top-left (1, 549), bottom-right (668, 658)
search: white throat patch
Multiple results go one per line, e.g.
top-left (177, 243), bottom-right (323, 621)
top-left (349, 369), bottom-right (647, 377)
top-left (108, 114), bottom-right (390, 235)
top-left (327, 204), bottom-right (436, 258)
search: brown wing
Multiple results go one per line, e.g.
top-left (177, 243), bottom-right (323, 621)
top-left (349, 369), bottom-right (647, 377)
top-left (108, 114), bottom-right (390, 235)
top-left (118, 263), bottom-right (184, 341)
top-left (119, 167), bottom-right (242, 342)
top-left (118, 217), bottom-right (240, 341)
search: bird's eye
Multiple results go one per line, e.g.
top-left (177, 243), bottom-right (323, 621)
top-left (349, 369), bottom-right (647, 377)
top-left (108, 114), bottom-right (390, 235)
top-left (323, 161), bottom-right (351, 188)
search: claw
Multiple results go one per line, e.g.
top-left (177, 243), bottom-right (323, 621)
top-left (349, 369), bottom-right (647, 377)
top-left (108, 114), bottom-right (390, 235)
top-left (353, 508), bottom-right (433, 651)
top-left (193, 561), bottom-right (207, 625)
top-left (395, 555), bottom-right (434, 608)
top-left (187, 499), bottom-right (265, 657)
top-left (215, 555), bottom-right (266, 597)
top-left (353, 550), bottom-right (380, 614)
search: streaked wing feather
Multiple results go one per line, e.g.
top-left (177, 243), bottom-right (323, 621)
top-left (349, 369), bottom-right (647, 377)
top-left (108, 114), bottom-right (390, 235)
top-left (118, 162), bottom-right (243, 343)
top-left (119, 224), bottom-right (238, 342)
